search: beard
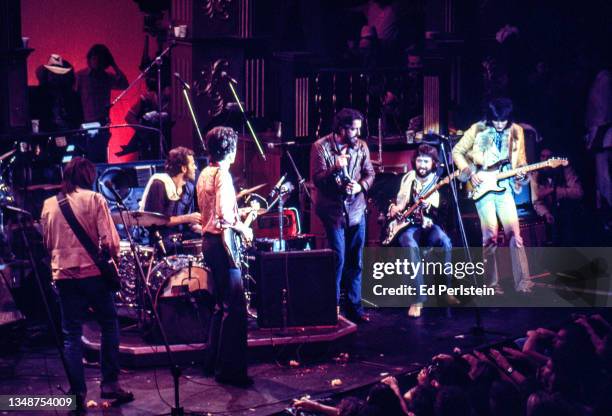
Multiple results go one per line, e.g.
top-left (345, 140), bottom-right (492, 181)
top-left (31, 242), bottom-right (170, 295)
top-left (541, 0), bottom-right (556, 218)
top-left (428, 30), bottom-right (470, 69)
top-left (416, 167), bottom-right (433, 178)
top-left (342, 134), bottom-right (359, 147)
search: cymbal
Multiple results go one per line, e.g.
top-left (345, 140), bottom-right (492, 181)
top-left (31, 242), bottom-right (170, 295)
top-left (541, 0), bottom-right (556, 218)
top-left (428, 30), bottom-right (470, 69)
top-left (236, 183), bottom-right (267, 199)
top-left (111, 210), bottom-right (169, 227)
top-left (0, 149), bottom-right (16, 162)
top-left (1, 204), bottom-right (31, 216)
top-left (25, 183), bottom-right (62, 191)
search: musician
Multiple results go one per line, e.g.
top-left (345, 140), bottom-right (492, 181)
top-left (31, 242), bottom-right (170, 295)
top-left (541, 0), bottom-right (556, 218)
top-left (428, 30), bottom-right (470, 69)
top-left (140, 146), bottom-right (201, 252)
top-left (530, 147), bottom-right (584, 245)
top-left (452, 97), bottom-right (532, 293)
top-left (311, 108), bottom-right (375, 323)
top-left (40, 157), bottom-right (133, 411)
top-left (196, 126), bottom-right (252, 386)
top-left (387, 144), bottom-right (459, 318)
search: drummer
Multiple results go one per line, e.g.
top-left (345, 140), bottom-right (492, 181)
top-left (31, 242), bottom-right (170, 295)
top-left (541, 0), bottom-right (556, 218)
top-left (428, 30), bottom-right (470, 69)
top-left (139, 146), bottom-right (201, 253)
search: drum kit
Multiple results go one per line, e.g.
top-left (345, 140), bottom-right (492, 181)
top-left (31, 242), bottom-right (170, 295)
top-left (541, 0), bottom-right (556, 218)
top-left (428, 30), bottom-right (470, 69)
top-left (111, 182), bottom-right (269, 327)
top-left (110, 210), bottom-right (214, 326)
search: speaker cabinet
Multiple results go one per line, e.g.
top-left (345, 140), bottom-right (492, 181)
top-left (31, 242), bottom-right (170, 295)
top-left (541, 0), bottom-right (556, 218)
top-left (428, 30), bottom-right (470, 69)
top-left (255, 249), bottom-right (337, 328)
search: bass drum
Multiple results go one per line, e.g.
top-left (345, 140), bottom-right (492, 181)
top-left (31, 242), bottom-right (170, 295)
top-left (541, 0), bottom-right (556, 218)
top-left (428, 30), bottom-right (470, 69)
top-left (147, 255), bottom-right (214, 306)
top-left (145, 255), bottom-right (215, 344)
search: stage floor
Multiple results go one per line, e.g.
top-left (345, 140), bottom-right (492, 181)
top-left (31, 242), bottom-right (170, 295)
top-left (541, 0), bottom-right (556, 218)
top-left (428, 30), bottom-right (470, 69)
top-left (1, 307), bottom-right (609, 415)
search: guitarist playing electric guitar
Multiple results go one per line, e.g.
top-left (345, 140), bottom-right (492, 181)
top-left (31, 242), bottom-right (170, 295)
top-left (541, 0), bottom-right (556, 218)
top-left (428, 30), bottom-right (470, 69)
top-left (452, 97), bottom-right (533, 295)
top-left (386, 144), bottom-right (460, 318)
top-left (196, 126), bottom-right (252, 387)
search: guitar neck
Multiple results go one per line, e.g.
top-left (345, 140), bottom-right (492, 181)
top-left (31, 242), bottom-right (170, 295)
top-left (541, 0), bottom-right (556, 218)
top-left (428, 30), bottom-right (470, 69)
top-left (496, 161), bottom-right (551, 180)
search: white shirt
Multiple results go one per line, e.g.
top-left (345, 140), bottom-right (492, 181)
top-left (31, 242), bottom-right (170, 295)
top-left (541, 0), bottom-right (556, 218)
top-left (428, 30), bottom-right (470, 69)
top-left (196, 165), bottom-right (238, 234)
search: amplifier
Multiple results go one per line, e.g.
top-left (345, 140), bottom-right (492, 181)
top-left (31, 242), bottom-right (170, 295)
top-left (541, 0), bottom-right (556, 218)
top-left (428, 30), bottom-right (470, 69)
top-left (253, 208), bottom-right (300, 239)
top-left (254, 234), bottom-right (315, 252)
top-left (255, 249), bottom-right (337, 328)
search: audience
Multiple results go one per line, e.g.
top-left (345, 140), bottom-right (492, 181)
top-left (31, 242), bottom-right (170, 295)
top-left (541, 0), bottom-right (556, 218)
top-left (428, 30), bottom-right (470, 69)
top-left (291, 313), bottom-right (612, 416)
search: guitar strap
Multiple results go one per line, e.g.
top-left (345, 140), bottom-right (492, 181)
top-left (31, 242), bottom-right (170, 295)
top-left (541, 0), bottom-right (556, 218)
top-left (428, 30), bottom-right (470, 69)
top-left (56, 193), bottom-right (100, 266)
top-left (411, 173), bottom-right (439, 204)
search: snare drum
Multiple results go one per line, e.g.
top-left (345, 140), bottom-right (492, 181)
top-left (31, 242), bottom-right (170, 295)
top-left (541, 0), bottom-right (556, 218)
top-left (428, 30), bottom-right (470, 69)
top-left (147, 255), bottom-right (213, 306)
top-left (181, 239), bottom-right (202, 256)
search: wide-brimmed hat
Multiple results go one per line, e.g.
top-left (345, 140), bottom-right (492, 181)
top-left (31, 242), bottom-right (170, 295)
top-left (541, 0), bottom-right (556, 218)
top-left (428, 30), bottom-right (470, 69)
top-left (43, 54), bottom-right (72, 75)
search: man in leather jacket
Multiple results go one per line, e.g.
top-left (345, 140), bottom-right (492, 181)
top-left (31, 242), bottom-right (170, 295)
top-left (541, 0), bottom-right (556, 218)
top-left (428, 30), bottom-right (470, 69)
top-left (311, 108), bottom-right (375, 322)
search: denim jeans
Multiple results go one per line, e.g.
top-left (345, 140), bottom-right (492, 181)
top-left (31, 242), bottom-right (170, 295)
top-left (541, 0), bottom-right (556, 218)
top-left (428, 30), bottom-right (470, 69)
top-left (202, 234), bottom-right (248, 379)
top-left (475, 188), bottom-right (531, 291)
top-left (324, 215), bottom-right (366, 316)
top-left (55, 277), bottom-right (120, 395)
top-left (397, 224), bottom-right (453, 303)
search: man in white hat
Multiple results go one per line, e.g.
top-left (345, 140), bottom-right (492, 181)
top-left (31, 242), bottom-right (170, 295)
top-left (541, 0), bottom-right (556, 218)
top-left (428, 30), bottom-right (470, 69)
top-left (35, 54), bottom-right (81, 131)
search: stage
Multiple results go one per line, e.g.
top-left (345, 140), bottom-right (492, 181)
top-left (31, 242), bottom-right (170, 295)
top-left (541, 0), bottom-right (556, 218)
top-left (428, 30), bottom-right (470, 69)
top-left (2, 307), bottom-right (609, 415)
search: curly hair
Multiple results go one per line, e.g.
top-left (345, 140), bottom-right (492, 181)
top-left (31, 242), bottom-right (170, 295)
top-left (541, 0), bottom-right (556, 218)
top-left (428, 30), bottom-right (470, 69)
top-left (332, 108), bottom-right (364, 134)
top-left (205, 126), bottom-right (238, 162)
top-left (165, 146), bottom-right (194, 177)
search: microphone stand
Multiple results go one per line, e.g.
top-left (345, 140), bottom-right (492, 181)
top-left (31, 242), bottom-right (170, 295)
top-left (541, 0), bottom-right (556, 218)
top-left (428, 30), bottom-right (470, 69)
top-left (226, 81), bottom-right (266, 161)
top-left (109, 43), bottom-right (175, 159)
top-left (284, 147), bottom-right (313, 205)
top-left (437, 135), bottom-right (507, 338)
top-left (178, 82), bottom-right (205, 153)
top-left (109, 185), bottom-right (195, 416)
top-left (278, 188), bottom-right (285, 252)
top-left (16, 209), bottom-right (78, 396)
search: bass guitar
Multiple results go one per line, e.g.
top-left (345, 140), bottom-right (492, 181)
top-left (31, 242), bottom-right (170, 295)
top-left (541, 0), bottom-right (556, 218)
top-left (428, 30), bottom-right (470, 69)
top-left (382, 170), bottom-right (461, 246)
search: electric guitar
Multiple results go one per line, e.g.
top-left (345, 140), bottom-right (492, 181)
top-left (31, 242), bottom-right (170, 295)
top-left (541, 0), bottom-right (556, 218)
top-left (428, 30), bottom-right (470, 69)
top-left (222, 200), bottom-right (260, 270)
top-left (382, 170), bottom-right (461, 246)
top-left (467, 158), bottom-right (568, 201)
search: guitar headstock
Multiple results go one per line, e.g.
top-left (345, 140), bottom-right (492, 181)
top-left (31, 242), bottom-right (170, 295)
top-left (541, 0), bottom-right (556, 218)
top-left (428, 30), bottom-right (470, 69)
top-left (545, 157), bottom-right (569, 169)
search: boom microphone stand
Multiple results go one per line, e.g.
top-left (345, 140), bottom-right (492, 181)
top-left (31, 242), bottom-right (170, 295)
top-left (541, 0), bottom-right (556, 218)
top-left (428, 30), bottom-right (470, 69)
top-left (109, 42), bottom-right (175, 159)
top-left (284, 146), bottom-right (313, 205)
top-left (174, 72), bottom-right (205, 152)
top-left (105, 183), bottom-right (198, 416)
top-left (226, 80), bottom-right (266, 161)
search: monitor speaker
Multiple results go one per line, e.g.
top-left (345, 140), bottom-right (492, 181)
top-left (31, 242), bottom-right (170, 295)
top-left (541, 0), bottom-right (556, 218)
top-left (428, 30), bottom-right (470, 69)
top-left (255, 249), bottom-right (337, 328)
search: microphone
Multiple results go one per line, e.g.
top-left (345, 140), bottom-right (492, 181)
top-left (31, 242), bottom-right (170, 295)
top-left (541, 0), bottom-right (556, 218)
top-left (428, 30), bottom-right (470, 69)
top-left (279, 182), bottom-right (295, 195)
top-left (220, 71), bottom-right (238, 84)
top-left (104, 180), bottom-right (125, 205)
top-left (266, 141), bottom-right (296, 149)
top-left (153, 231), bottom-right (167, 256)
top-left (268, 173), bottom-right (287, 200)
top-left (173, 72), bottom-right (191, 90)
